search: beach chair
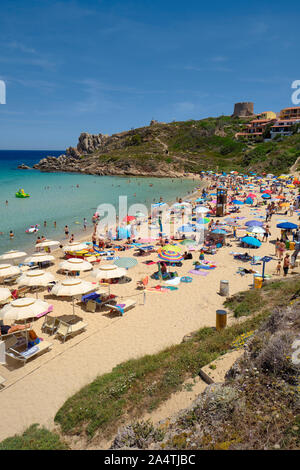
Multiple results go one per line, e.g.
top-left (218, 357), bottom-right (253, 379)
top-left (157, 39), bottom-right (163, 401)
top-left (0, 326), bottom-right (32, 342)
top-left (6, 340), bottom-right (53, 365)
top-left (106, 298), bottom-right (137, 316)
top-left (42, 316), bottom-right (59, 335)
top-left (86, 300), bottom-right (97, 312)
top-left (17, 286), bottom-right (31, 298)
top-left (55, 320), bottom-right (88, 343)
top-left (0, 375), bottom-right (6, 388)
top-left (136, 276), bottom-right (149, 289)
top-left (3, 275), bottom-right (20, 285)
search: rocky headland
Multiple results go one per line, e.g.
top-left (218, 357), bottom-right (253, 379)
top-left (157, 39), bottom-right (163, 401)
top-left (31, 115), bottom-right (300, 177)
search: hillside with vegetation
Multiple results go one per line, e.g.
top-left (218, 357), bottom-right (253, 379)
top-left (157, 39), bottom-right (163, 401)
top-left (1, 277), bottom-right (299, 450)
top-left (33, 116), bottom-right (300, 177)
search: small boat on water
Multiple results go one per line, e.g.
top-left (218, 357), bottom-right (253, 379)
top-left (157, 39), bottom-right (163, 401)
top-left (16, 188), bottom-right (30, 198)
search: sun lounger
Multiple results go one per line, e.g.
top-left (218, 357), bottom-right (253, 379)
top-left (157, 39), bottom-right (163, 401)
top-left (36, 304), bottom-right (53, 319)
top-left (85, 294), bottom-right (117, 312)
top-left (86, 300), bottom-right (97, 312)
top-left (0, 375), bottom-right (6, 388)
top-left (42, 316), bottom-right (59, 335)
top-left (136, 276), bottom-right (149, 289)
top-left (3, 275), bottom-right (20, 285)
top-left (0, 326), bottom-right (32, 342)
top-left (106, 298), bottom-right (137, 316)
top-left (6, 340), bottom-right (53, 365)
top-left (138, 246), bottom-right (155, 256)
top-left (16, 286), bottom-right (32, 297)
top-left (55, 320), bottom-right (88, 342)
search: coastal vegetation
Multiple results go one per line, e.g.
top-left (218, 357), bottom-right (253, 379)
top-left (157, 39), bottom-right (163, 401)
top-left (1, 277), bottom-right (299, 450)
top-left (34, 116), bottom-right (300, 176)
top-left (0, 424), bottom-right (69, 450)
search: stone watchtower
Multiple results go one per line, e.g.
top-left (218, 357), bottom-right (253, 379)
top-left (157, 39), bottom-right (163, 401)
top-left (232, 102), bottom-right (255, 117)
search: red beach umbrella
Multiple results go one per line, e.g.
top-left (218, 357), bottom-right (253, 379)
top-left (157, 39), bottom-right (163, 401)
top-left (123, 215), bottom-right (136, 222)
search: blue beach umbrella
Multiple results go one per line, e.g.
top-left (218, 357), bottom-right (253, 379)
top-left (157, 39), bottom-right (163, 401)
top-left (245, 220), bottom-right (264, 227)
top-left (261, 193), bottom-right (271, 199)
top-left (241, 236), bottom-right (262, 247)
top-left (245, 197), bottom-right (253, 204)
top-left (212, 229), bottom-right (227, 235)
top-left (232, 200), bottom-right (244, 205)
top-left (276, 222), bottom-right (298, 230)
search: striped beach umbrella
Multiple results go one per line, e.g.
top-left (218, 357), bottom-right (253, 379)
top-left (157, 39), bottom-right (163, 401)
top-left (196, 217), bottom-right (210, 224)
top-left (158, 245), bottom-right (183, 262)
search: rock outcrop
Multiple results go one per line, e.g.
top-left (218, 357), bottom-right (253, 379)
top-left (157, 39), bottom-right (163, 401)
top-left (17, 163), bottom-right (31, 169)
top-left (33, 126), bottom-right (187, 177)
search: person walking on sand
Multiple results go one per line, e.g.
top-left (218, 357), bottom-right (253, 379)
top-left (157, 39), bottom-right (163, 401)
top-left (283, 254), bottom-right (290, 277)
top-left (83, 218), bottom-right (87, 231)
top-left (263, 225), bottom-right (270, 242)
top-left (275, 260), bottom-right (281, 276)
top-left (279, 240), bottom-right (285, 260)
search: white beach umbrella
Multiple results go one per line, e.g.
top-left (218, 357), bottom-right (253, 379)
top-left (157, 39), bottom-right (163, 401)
top-left (195, 207), bottom-right (210, 214)
top-left (247, 226), bottom-right (266, 235)
top-left (0, 250), bottom-right (27, 265)
top-left (0, 287), bottom-right (12, 302)
top-left (0, 297), bottom-right (51, 321)
top-left (59, 258), bottom-right (93, 272)
top-left (62, 242), bottom-right (89, 252)
top-left (24, 253), bottom-right (55, 264)
top-left (92, 264), bottom-right (126, 280)
top-left (51, 278), bottom-right (94, 297)
top-left (17, 270), bottom-right (55, 289)
top-left (38, 240), bottom-right (60, 248)
top-left (0, 264), bottom-right (21, 278)
top-left (0, 250), bottom-right (27, 261)
top-left (51, 278), bottom-right (95, 314)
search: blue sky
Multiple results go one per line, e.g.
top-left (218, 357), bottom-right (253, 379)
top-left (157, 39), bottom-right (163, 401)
top-left (0, 0), bottom-right (300, 149)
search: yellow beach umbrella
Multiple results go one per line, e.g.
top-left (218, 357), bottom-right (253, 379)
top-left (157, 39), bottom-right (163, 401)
top-left (158, 244), bottom-right (182, 253)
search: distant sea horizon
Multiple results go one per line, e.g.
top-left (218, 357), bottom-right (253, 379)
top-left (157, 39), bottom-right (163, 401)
top-left (0, 150), bottom-right (199, 255)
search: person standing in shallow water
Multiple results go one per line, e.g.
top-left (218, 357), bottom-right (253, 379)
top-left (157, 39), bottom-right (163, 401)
top-left (64, 225), bottom-right (69, 238)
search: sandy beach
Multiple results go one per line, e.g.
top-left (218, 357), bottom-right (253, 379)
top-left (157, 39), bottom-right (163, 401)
top-left (0, 174), bottom-right (299, 443)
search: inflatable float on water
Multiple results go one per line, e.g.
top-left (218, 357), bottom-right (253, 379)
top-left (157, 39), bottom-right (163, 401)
top-left (16, 188), bottom-right (30, 198)
top-left (26, 224), bottom-right (39, 233)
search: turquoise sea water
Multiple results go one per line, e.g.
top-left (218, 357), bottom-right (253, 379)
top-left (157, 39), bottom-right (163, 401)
top-left (0, 151), bottom-right (199, 254)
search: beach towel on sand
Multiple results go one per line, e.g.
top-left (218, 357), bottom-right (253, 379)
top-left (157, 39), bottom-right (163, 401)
top-left (189, 270), bottom-right (209, 276)
top-left (165, 277), bottom-right (181, 285)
